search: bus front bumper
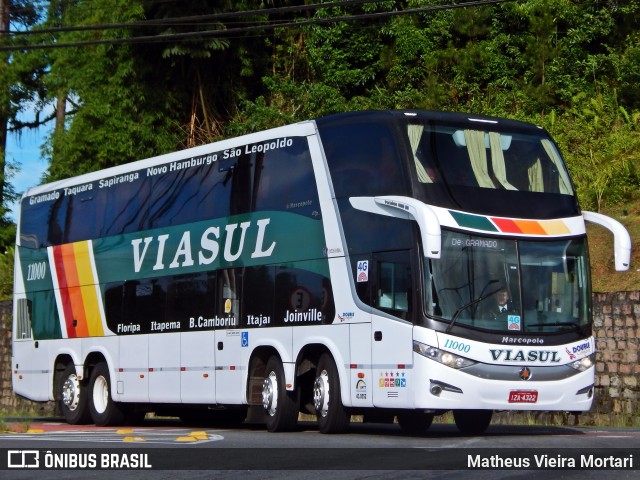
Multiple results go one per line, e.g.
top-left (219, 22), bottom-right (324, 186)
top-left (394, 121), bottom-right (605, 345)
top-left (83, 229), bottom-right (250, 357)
top-left (412, 354), bottom-right (595, 412)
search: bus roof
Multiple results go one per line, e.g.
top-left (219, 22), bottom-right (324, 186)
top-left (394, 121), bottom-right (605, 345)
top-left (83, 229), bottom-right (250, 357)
top-left (315, 109), bottom-right (543, 132)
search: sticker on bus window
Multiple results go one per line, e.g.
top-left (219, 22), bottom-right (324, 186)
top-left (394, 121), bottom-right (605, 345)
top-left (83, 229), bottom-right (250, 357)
top-left (508, 315), bottom-right (521, 331)
top-left (357, 261), bottom-right (369, 282)
top-left (224, 298), bottom-right (232, 314)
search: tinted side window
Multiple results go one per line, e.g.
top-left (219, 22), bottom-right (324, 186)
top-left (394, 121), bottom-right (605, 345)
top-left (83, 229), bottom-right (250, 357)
top-left (146, 168), bottom-right (200, 229)
top-left (166, 272), bottom-right (216, 323)
top-left (242, 266), bottom-right (275, 327)
top-left (336, 198), bottom-right (415, 255)
top-left (217, 268), bottom-right (242, 326)
top-left (274, 263), bottom-right (335, 326)
top-left (123, 277), bottom-right (167, 326)
top-left (104, 282), bottom-right (124, 327)
top-left (20, 136), bottom-right (317, 245)
top-left (103, 178), bottom-right (153, 237)
top-left (199, 161), bottom-right (233, 221)
top-left (65, 189), bottom-right (106, 243)
top-left (20, 195), bottom-right (69, 248)
top-left (252, 137), bottom-right (319, 218)
top-left (374, 251), bottom-right (413, 319)
top-left (320, 122), bottom-right (408, 198)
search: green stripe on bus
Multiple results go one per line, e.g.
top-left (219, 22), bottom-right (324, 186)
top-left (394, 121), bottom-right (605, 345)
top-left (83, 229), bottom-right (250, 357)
top-left (448, 210), bottom-right (498, 232)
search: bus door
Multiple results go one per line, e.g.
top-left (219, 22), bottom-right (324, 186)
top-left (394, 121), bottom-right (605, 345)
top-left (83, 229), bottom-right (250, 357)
top-left (181, 330), bottom-right (216, 403)
top-left (149, 333), bottom-right (181, 403)
top-left (118, 335), bottom-right (149, 402)
top-left (177, 272), bottom-right (217, 403)
top-left (370, 251), bottom-right (414, 408)
top-left (117, 280), bottom-right (152, 402)
top-left (215, 268), bottom-right (245, 404)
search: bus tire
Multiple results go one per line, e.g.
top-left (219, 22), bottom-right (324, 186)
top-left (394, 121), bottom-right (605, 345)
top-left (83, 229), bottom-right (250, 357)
top-left (262, 356), bottom-right (298, 432)
top-left (453, 409), bottom-right (493, 435)
top-left (88, 362), bottom-right (127, 426)
top-left (397, 410), bottom-right (434, 434)
top-left (314, 353), bottom-right (349, 434)
top-left (58, 363), bottom-right (91, 425)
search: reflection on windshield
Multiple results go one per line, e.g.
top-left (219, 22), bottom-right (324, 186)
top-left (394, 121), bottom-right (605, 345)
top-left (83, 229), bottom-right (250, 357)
top-left (425, 231), bottom-right (591, 333)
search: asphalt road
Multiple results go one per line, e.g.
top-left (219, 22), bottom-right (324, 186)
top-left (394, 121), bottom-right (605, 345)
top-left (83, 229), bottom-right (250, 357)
top-left (2, 417), bottom-right (640, 479)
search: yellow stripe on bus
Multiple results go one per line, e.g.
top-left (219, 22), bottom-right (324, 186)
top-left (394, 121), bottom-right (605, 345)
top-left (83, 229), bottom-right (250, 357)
top-left (73, 241), bottom-right (104, 337)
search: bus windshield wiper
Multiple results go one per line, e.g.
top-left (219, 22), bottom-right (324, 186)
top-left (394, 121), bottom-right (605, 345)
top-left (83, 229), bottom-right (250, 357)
top-left (528, 322), bottom-right (582, 332)
top-left (446, 283), bottom-right (503, 334)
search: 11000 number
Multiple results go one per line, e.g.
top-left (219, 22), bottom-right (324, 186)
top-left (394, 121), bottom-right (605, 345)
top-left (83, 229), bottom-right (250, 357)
top-left (26, 261), bottom-right (47, 281)
top-left (443, 339), bottom-right (471, 353)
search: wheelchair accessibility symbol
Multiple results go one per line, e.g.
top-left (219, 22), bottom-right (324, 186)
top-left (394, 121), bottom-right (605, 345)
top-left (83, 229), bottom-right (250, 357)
top-left (241, 331), bottom-right (249, 347)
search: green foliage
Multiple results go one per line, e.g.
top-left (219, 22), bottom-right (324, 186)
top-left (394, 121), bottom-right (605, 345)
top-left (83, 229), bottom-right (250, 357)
top-left (2, 0), bottom-right (640, 218)
top-left (0, 247), bottom-right (14, 302)
top-left (543, 91), bottom-right (640, 211)
top-left (43, 0), bottom-right (182, 180)
top-left (225, 0), bottom-right (640, 211)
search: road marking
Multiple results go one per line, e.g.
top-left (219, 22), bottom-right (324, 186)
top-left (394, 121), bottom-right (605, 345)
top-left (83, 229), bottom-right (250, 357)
top-left (0, 428), bottom-right (224, 445)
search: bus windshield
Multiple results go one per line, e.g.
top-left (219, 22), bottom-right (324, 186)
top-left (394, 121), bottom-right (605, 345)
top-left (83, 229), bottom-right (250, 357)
top-left (425, 230), bottom-right (591, 334)
top-left (407, 122), bottom-right (578, 218)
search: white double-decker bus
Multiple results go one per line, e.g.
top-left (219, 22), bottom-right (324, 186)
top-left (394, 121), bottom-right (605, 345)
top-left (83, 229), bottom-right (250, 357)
top-left (13, 110), bottom-right (631, 434)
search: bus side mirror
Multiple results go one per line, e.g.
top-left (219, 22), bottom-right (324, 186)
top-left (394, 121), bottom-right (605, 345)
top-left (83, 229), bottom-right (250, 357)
top-left (349, 196), bottom-right (441, 259)
top-left (583, 211), bottom-right (631, 271)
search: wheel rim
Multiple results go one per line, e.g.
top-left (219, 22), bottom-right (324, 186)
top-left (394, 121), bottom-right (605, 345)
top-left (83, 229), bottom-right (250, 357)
top-left (262, 371), bottom-right (278, 416)
top-left (92, 375), bottom-right (109, 414)
top-left (313, 369), bottom-right (330, 417)
top-left (62, 374), bottom-right (80, 411)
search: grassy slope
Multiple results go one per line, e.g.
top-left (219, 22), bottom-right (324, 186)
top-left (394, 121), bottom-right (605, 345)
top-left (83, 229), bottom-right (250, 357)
top-left (587, 199), bottom-right (640, 292)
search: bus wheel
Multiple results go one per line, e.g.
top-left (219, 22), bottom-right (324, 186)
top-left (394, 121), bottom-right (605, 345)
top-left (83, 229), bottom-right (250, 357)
top-left (453, 409), bottom-right (493, 435)
top-left (262, 356), bottom-right (298, 432)
top-left (313, 353), bottom-right (349, 434)
top-left (58, 364), bottom-right (90, 424)
top-left (88, 362), bottom-right (127, 426)
top-left (397, 410), bottom-right (434, 435)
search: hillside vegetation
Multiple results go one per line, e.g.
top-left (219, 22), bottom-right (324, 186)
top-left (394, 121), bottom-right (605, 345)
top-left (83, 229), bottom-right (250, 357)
top-left (1, 0), bottom-right (639, 295)
top-left (589, 199), bottom-right (640, 292)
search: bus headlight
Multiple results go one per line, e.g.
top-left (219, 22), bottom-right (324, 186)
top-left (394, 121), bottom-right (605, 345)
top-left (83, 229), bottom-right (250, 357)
top-left (413, 341), bottom-right (476, 369)
top-left (569, 354), bottom-right (594, 372)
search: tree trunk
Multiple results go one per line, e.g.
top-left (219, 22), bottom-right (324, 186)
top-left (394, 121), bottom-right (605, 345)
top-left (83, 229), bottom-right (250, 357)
top-left (52, 91), bottom-right (67, 161)
top-left (0, 0), bottom-right (10, 210)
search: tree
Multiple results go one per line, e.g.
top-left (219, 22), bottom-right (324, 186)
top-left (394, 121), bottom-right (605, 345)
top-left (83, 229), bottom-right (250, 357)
top-left (0, 0), bottom-right (41, 251)
top-left (42, 0), bottom-right (183, 180)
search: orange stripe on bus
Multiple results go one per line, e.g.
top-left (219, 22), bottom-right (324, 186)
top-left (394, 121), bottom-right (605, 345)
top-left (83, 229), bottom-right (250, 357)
top-left (512, 220), bottom-right (547, 235)
top-left (60, 243), bottom-right (89, 337)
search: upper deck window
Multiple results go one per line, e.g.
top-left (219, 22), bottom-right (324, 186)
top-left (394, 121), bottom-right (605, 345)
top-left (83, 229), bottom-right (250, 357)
top-left (19, 136), bottom-right (318, 248)
top-left (406, 121), bottom-right (579, 218)
top-left (320, 121), bottom-right (409, 199)
top-left (409, 124), bottom-right (574, 195)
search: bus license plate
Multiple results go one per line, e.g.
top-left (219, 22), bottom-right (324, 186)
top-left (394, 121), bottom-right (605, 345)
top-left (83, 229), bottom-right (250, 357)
top-left (508, 390), bottom-right (538, 403)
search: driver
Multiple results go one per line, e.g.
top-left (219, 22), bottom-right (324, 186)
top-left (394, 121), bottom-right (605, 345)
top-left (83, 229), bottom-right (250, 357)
top-left (493, 286), bottom-right (514, 316)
